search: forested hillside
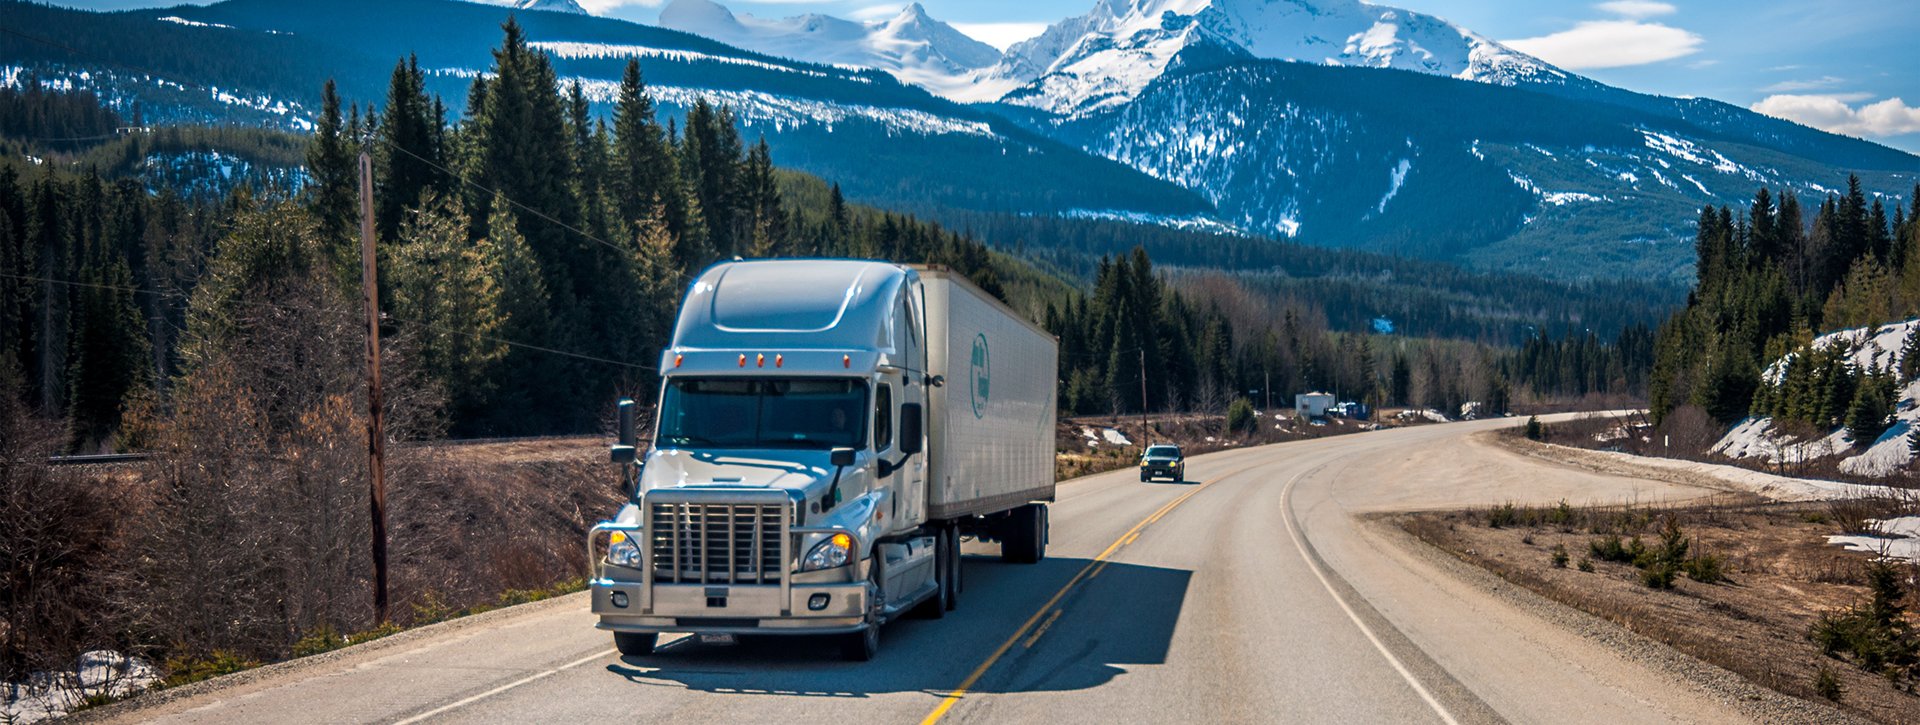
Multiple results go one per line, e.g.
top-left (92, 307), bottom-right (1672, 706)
top-left (1648, 178), bottom-right (1920, 434)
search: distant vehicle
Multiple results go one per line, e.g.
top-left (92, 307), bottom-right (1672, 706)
top-left (1140, 444), bottom-right (1185, 482)
top-left (590, 260), bottom-right (1058, 662)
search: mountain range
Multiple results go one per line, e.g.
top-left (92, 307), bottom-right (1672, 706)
top-left (2, 0), bottom-right (1915, 281)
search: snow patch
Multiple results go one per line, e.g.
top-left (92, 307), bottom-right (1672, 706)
top-left (530, 41), bottom-right (838, 79)
top-left (1375, 158), bottom-right (1411, 213)
top-left (1828, 516), bottom-right (1920, 564)
top-left (1, 650), bottom-right (157, 724)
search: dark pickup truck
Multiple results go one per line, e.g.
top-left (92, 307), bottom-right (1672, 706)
top-left (1139, 444), bottom-right (1185, 482)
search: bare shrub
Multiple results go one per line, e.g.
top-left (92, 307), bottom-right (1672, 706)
top-left (120, 274), bottom-right (441, 665)
top-left (0, 396), bottom-right (133, 684)
top-left (1654, 405), bottom-right (1727, 460)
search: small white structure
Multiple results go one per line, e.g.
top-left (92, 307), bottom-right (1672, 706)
top-left (1295, 392), bottom-right (1334, 418)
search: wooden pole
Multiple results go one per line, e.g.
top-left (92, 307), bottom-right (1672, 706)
top-left (358, 151), bottom-right (389, 624)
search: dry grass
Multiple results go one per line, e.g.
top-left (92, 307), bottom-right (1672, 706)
top-left (1402, 501), bottom-right (1920, 724)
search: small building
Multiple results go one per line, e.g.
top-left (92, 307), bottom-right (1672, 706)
top-left (1295, 392), bottom-right (1335, 418)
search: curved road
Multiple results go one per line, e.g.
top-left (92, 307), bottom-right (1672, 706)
top-left (93, 417), bottom-right (1796, 725)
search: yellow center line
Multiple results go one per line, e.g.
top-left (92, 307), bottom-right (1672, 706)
top-left (1023, 610), bottom-right (1064, 648)
top-left (915, 457), bottom-right (1283, 725)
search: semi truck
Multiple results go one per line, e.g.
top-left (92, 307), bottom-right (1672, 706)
top-left (588, 259), bottom-right (1058, 661)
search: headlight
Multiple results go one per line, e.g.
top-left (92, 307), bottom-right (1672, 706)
top-left (801, 533), bottom-right (854, 571)
top-left (607, 531), bottom-right (643, 568)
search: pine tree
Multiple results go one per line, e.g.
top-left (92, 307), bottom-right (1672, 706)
top-left (65, 242), bottom-right (149, 448)
top-left (375, 54), bottom-right (446, 244)
top-left (389, 193), bottom-right (506, 421)
top-left (305, 79), bottom-right (358, 287)
top-left (478, 194), bottom-right (555, 433)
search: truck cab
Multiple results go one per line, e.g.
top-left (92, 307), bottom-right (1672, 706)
top-left (590, 260), bottom-right (1055, 661)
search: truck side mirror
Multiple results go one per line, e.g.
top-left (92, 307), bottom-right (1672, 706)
top-left (830, 447), bottom-right (857, 467)
top-left (899, 403), bottom-right (923, 455)
top-left (611, 399), bottom-right (638, 463)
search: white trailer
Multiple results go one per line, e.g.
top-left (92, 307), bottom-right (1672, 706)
top-left (588, 260), bottom-right (1056, 661)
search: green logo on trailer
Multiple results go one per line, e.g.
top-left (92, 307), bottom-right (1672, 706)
top-left (969, 334), bottom-right (990, 419)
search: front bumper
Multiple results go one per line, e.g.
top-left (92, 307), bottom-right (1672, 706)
top-left (590, 579), bottom-right (868, 634)
top-left (1141, 464), bottom-right (1181, 478)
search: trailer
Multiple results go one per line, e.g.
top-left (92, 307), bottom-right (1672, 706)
top-left (588, 260), bottom-right (1057, 661)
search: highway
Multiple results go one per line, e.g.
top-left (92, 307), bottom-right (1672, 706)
top-left (87, 417), bottom-right (1813, 725)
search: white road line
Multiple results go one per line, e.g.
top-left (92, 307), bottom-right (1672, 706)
top-left (1280, 466), bottom-right (1463, 725)
top-left (390, 648), bottom-right (615, 725)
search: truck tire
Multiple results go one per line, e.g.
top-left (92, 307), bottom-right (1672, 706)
top-left (945, 525), bottom-right (961, 610)
top-left (1001, 504), bottom-right (1046, 564)
top-left (841, 623), bottom-right (879, 661)
top-left (613, 632), bottom-right (656, 656)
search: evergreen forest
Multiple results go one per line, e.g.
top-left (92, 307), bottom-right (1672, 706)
top-left (1648, 179), bottom-right (1920, 447)
top-left (0, 20), bottom-right (1707, 452)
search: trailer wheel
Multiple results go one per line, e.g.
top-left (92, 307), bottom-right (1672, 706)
top-left (1001, 504), bottom-right (1046, 564)
top-left (613, 632), bottom-right (656, 656)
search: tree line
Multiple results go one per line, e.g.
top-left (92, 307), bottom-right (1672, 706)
top-left (1649, 177), bottom-right (1920, 438)
top-left (0, 19), bottom-right (1020, 446)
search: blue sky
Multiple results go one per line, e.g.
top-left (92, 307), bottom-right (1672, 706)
top-left (46, 0), bottom-right (1920, 153)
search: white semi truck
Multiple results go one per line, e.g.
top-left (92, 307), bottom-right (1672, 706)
top-left (588, 259), bottom-right (1058, 661)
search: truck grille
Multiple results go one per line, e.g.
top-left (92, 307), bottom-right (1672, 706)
top-left (649, 502), bottom-right (784, 584)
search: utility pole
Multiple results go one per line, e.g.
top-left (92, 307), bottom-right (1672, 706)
top-left (359, 151), bottom-right (389, 624)
top-left (1138, 348), bottom-right (1149, 446)
top-left (1264, 369), bottom-right (1271, 412)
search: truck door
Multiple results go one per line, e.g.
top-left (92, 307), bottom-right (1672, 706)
top-left (899, 286), bottom-right (927, 525)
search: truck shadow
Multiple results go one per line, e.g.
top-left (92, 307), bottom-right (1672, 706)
top-left (603, 555), bottom-right (1190, 697)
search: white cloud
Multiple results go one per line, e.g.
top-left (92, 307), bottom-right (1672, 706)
top-left (949, 22), bottom-right (1048, 51)
top-left (847, 3), bottom-right (903, 19)
top-left (1503, 20), bottom-right (1703, 69)
top-left (1759, 76), bottom-right (1845, 92)
top-left (1751, 95), bottom-right (1920, 138)
top-left (1594, 0), bottom-right (1676, 19)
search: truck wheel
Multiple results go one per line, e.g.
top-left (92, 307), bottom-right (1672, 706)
top-left (1035, 505), bottom-right (1048, 562)
top-left (613, 632), bottom-right (656, 656)
top-left (841, 624), bottom-right (879, 661)
top-left (945, 526), bottom-right (961, 610)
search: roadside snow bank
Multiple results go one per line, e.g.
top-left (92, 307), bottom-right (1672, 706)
top-left (1, 651), bottom-right (157, 724)
top-left (1715, 319), bottom-right (1920, 477)
top-left (1582, 448), bottom-right (1890, 502)
top-left (1827, 515), bottom-right (1920, 564)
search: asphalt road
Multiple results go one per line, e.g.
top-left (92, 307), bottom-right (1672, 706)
top-left (93, 417), bottom-right (1791, 725)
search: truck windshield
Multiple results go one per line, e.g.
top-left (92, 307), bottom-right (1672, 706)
top-left (657, 377), bottom-right (868, 450)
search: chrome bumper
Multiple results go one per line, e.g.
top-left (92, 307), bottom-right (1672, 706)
top-left (587, 489), bottom-right (867, 635)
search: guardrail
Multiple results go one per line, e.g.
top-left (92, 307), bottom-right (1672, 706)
top-left (46, 453), bottom-right (151, 466)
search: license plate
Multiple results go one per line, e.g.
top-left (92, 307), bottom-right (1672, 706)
top-left (698, 633), bottom-right (737, 645)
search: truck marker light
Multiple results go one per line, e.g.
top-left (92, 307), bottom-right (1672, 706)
top-left (738, 354), bottom-right (747, 367)
top-left (674, 354), bottom-right (683, 368)
top-left (757, 354), bottom-right (766, 367)
top-left (776, 354), bottom-right (784, 367)
top-left (832, 533), bottom-right (852, 550)
top-left (609, 532), bottom-right (627, 544)
top-left (843, 355), bottom-right (851, 368)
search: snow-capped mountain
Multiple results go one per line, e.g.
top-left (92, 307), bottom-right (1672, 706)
top-left (512, 0), bottom-right (587, 14)
top-left (656, 0), bottom-right (1002, 98)
top-left (992, 0), bottom-right (1564, 116)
